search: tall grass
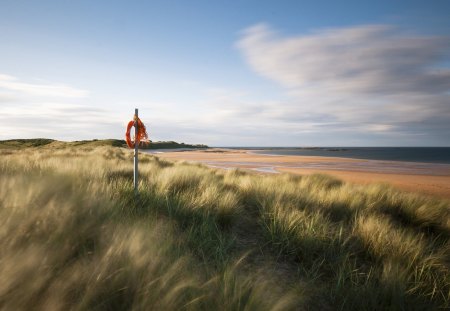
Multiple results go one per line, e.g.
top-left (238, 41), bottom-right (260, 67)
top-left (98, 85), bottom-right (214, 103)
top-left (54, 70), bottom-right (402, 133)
top-left (0, 146), bottom-right (449, 310)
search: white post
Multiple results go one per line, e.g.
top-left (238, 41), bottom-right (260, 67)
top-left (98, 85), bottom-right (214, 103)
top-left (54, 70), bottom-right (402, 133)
top-left (134, 108), bottom-right (138, 194)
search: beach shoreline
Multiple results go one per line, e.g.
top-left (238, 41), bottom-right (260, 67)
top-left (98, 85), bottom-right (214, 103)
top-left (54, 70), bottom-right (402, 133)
top-left (147, 148), bottom-right (450, 199)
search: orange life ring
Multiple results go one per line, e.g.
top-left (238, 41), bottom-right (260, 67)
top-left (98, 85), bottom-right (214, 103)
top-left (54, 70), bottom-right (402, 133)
top-left (125, 116), bottom-right (149, 148)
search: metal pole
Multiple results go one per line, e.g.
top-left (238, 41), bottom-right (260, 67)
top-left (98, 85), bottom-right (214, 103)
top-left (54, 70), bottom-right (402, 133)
top-left (134, 108), bottom-right (138, 194)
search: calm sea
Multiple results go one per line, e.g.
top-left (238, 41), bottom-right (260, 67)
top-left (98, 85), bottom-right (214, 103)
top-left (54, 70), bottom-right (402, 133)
top-left (230, 147), bottom-right (450, 164)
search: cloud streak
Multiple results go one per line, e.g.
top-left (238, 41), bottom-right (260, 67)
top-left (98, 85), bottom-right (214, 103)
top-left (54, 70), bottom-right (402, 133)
top-left (0, 74), bottom-right (89, 98)
top-left (236, 23), bottom-right (450, 145)
top-left (237, 24), bottom-right (450, 94)
top-left (0, 73), bottom-right (124, 141)
top-left (0, 102), bottom-right (123, 140)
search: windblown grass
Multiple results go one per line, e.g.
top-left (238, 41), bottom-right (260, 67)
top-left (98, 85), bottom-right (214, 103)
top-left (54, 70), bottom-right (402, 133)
top-left (0, 146), bottom-right (448, 310)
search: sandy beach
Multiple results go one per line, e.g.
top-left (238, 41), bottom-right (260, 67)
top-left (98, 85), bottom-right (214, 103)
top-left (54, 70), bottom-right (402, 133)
top-left (149, 149), bottom-right (450, 199)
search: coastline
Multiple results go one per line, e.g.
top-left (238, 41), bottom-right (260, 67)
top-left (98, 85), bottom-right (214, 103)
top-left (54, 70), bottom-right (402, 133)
top-left (148, 148), bottom-right (450, 199)
top-left (246, 147), bottom-right (450, 164)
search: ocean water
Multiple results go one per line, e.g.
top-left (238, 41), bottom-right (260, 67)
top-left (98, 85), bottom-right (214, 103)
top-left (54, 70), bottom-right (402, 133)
top-left (241, 147), bottom-right (450, 164)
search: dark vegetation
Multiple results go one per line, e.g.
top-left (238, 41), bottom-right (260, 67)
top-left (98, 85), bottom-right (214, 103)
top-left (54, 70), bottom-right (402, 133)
top-left (0, 138), bottom-right (208, 150)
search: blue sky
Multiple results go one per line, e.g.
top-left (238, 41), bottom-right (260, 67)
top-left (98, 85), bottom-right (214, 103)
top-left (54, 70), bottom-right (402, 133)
top-left (0, 0), bottom-right (449, 146)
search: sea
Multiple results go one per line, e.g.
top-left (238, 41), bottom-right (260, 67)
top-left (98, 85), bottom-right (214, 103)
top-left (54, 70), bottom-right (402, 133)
top-left (225, 147), bottom-right (450, 164)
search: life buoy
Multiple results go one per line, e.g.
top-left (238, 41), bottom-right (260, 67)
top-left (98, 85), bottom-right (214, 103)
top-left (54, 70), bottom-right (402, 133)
top-left (125, 116), bottom-right (149, 148)
top-left (125, 120), bottom-right (136, 148)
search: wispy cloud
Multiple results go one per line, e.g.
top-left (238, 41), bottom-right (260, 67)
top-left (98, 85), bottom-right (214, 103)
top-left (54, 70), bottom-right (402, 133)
top-left (0, 102), bottom-right (123, 140)
top-left (236, 23), bottom-right (450, 145)
top-left (0, 74), bottom-right (89, 98)
top-left (237, 24), bottom-right (450, 94)
top-left (0, 73), bottom-right (124, 141)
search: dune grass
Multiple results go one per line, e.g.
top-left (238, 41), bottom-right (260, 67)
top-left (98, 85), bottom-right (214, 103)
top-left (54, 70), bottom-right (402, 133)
top-left (0, 146), bottom-right (448, 310)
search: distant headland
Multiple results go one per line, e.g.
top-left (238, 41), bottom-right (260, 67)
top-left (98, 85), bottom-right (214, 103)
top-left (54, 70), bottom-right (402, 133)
top-left (0, 138), bottom-right (208, 150)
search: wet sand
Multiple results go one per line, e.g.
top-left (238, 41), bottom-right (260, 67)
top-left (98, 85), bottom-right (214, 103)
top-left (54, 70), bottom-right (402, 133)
top-left (148, 149), bottom-right (450, 199)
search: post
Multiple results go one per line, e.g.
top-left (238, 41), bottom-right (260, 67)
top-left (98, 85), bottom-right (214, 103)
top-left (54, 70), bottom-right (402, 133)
top-left (134, 108), bottom-right (138, 195)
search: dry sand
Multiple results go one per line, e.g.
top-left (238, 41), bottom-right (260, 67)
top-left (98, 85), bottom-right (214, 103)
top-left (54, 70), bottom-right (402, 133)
top-left (149, 149), bottom-right (450, 199)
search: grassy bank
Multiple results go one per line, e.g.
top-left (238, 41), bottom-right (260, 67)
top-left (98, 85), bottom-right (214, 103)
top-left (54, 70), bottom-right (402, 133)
top-left (0, 139), bottom-right (208, 150)
top-left (0, 145), bottom-right (449, 310)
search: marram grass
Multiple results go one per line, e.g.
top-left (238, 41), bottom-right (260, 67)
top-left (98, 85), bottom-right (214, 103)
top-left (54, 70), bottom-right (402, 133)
top-left (0, 146), bottom-right (449, 310)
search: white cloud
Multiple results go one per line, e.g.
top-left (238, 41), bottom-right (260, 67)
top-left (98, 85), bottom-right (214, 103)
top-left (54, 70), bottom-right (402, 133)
top-left (237, 24), bottom-right (450, 94)
top-left (0, 73), bottom-right (124, 141)
top-left (0, 74), bottom-right (89, 98)
top-left (235, 23), bottom-right (450, 144)
top-left (0, 102), bottom-right (123, 141)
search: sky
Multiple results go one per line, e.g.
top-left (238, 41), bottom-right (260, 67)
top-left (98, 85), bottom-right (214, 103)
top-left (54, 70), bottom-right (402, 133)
top-left (0, 0), bottom-right (449, 146)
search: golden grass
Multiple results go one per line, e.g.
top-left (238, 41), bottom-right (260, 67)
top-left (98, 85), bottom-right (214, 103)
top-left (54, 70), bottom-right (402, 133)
top-left (0, 146), bottom-right (449, 310)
